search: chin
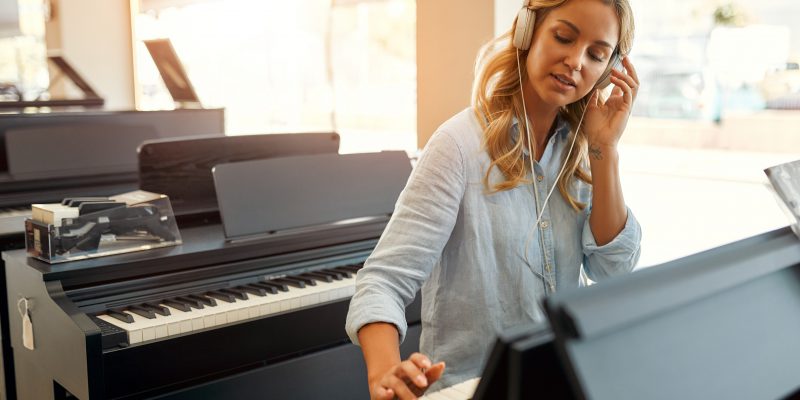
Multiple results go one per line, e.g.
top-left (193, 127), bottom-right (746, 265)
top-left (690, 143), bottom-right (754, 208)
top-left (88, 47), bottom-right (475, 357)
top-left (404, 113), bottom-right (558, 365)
top-left (532, 83), bottom-right (585, 108)
top-left (539, 90), bottom-right (576, 108)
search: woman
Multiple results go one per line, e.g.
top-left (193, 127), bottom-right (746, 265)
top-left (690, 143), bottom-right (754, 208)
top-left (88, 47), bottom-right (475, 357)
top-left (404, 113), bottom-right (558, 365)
top-left (346, 0), bottom-right (641, 398)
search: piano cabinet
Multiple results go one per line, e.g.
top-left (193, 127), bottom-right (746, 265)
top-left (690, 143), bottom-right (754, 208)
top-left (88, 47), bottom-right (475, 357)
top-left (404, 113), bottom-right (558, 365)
top-left (3, 248), bottom-right (422, 399)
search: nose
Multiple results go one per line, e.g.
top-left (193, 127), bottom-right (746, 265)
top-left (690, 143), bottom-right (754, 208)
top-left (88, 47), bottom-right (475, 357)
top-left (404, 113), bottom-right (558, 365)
top-left (563, 49), bottom-right (582, 72)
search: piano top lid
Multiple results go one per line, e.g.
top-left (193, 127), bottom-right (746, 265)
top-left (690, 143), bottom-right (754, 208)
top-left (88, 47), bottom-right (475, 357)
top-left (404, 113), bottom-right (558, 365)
top-left (1, 216), bottom-right (388, 290)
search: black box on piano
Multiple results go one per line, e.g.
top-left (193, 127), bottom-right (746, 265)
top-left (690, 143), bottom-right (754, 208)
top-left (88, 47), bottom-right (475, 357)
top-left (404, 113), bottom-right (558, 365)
top-left (25, 190), bottom-right (182, 263)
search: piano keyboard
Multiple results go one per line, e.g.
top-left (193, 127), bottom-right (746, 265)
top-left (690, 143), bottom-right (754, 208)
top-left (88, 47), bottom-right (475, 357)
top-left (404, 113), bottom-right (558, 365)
top-left (96, 265), bottom-right (360, 345)
top-left (421, 378), bottom-right (480, 400)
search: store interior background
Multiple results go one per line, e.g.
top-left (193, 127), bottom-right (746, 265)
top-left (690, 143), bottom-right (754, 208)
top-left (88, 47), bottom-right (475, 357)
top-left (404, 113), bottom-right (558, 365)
top-left (2, 0), bottom-right (799, 268)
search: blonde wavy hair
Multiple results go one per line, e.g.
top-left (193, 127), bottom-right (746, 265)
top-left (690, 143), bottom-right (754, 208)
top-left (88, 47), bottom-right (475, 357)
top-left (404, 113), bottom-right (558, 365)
top-left (472, 0), bottom-right (634, 211)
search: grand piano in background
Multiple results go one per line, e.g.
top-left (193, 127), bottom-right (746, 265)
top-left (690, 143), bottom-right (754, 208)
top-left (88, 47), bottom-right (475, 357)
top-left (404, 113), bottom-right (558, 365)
top-left (3, 151), bottom-right (420, 399)
top-left (0, 108), bottom-right (225, 399)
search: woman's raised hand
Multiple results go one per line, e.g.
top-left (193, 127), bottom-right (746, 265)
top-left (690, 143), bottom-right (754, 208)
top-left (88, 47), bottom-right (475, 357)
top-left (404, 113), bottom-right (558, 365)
top-left (583, 56), bottom-right (640, 148)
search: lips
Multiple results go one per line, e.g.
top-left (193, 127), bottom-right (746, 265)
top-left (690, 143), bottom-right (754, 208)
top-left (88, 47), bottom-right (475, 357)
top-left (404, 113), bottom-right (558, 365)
top-left (551, 73), bottom-right (576, 87)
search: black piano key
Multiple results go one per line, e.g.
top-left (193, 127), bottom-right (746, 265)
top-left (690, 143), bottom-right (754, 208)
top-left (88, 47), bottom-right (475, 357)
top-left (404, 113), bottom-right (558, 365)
top-left (220, 288), bottom-right (249, 300)
top-left (325, 267), bottom-right (355, 279)
top-left (187, 294), bottom-right (217, 307)
top-left (251, 282), bottom-right (280, 294)
top-left (260, 281), bottom-right (290, 292)
top-left (302, 272), bottom-right (333, 283)
top-left (175, 296), bottom-right (205, 309)
top-left (163, 298), bottom-right (192, 312)
top-left (337, 264), bottom-right (362, 273)
top-left (321, 269), bottom-right (347, 280)
top-left (333, 265), bottom-right (359, 273)
top-left (240, 285), bottom-right (267, 297)
top-left (91, 316), bottom-right (129, 350)
top-left (127, 305), bottom-right (156, 319)
top-left (107, 309), bottom-right (134, 324)
top-left (289, 275), bottom-right (317, 286)
top-left (273, 277), bottom-right (305, 289)
top-left (206, 290), bottom-right (237, 303)
top-left (142, 302), bottom-right (171, 316)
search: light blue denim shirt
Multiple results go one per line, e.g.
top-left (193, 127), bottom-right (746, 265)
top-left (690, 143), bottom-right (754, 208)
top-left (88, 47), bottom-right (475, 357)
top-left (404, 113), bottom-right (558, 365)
top-left (345, 108), bottom-right (641, 390)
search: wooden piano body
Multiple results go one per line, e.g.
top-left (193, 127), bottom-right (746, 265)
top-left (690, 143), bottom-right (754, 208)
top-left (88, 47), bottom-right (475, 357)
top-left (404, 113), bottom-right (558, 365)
top-left (0, 108), bottom-right (225, 399)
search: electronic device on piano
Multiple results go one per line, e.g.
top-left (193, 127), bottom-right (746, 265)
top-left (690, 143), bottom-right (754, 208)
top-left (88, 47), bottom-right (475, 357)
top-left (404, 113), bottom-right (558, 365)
top-left (0, 109), bottom-right (224, 399)
top-left (426, 226), bottom-right (800, 400)
top-left (4, 150), bottom-right (422, 399)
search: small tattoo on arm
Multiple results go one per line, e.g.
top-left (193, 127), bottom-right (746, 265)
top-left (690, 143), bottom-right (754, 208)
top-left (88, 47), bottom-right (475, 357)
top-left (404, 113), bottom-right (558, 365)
top-left (589, 145), bottom-right (603, 160)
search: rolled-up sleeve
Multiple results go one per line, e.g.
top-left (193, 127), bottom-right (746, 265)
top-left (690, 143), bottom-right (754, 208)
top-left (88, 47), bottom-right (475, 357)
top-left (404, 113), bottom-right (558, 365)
top-left (581, 206), bottom-right (642, 282)
top-left (346, 129), bottom-right (466, 345)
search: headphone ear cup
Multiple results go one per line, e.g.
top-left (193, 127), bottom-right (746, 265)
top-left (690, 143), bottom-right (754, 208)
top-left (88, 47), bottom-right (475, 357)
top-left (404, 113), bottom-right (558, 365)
top-left (513, 8), bottom-right (535, 50)
top-left (595, 54), bottom-right (621, 90)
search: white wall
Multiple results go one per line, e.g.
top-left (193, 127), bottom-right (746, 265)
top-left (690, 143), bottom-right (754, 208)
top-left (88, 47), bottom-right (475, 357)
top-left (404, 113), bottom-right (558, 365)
top-left (495, 0), bottom-right (519, 38)
top-left (45, 0), bottom-right (134, 109)
top-left (416, 0), bottom-right (495, 148)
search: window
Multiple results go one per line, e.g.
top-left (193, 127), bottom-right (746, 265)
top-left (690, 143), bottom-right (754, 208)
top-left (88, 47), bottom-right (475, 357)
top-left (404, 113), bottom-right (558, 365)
top-left (133, 0), bottom-right (416, 154)
top-left (0, 0), bottom-right (47, 101)
top-left (622, 0), bottom-right (800, 266)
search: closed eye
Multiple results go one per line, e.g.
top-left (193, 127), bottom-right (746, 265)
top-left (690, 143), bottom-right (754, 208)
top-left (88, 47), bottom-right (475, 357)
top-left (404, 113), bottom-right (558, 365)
top-left (555, 34), bottom-right (606, 63)
top-left (554, 34), bottom-right (571, 44)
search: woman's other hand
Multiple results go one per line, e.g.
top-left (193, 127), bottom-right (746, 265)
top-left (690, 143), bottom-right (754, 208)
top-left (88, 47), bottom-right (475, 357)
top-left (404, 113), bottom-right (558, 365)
top-left (369, 352), bottom-right (446, 400)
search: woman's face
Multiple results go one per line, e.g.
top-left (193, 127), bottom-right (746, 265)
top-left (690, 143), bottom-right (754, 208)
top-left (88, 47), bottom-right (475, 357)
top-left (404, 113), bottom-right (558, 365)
top-left (524, 0), bottom-right (620, 107)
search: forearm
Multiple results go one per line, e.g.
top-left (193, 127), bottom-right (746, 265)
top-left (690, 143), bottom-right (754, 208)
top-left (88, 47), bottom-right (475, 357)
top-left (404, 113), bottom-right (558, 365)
top-left (588, 143), bottom-right (628, 245)
top-left (358, 322), bottom-right (402, 384)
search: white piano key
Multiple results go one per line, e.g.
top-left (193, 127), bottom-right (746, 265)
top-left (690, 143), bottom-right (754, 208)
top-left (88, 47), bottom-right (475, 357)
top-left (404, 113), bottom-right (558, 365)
top-left (97, 313), bottom-right (142, 344)
top-left (420, 378), bottom-right (480, 400)
top-left (96, 270), bottom-right (358, 346)
top-left (422, 392), bottom-right (452, 400)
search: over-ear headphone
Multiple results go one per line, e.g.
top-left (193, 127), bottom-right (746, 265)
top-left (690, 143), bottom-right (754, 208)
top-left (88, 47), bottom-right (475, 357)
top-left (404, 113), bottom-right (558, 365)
top-left (512, 1), bottom-right (622, 90)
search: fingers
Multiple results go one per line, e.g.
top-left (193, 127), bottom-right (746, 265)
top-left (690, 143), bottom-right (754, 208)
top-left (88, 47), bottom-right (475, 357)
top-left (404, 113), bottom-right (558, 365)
top-left (612, 58), bottom-right (639, 100)
top-left (372, 353), bottom-right (443, 400)
top-left (610, 75), bottom-right (633, 107)
top-left (398, 359), bottom-right (429, 388)
top-left (425, 361), bottom-right (446, 383)
top-left (409, 352), bottom-right (432, 370)
top-left (373, 386), bottom-right (395, 400)
top-left (621, 56), bottom-right (640, 86)
top-left (380, 372), bottom-right (418, 400)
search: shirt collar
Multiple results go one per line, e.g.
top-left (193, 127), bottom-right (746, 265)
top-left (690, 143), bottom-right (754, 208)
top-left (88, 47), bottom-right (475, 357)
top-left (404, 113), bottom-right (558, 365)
top-left (511, 114), bottom-right (571, 156)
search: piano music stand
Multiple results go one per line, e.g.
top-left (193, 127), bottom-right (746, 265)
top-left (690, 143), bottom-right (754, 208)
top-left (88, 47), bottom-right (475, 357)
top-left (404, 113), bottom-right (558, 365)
top-left (143, 38), bottom-right (202, 109)
top-left (213, 151), bottom-right (412, 240)
top-left (138, 132), bottom-right (340, 219)
top-left (0, 54), bottom-right (105, 109)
